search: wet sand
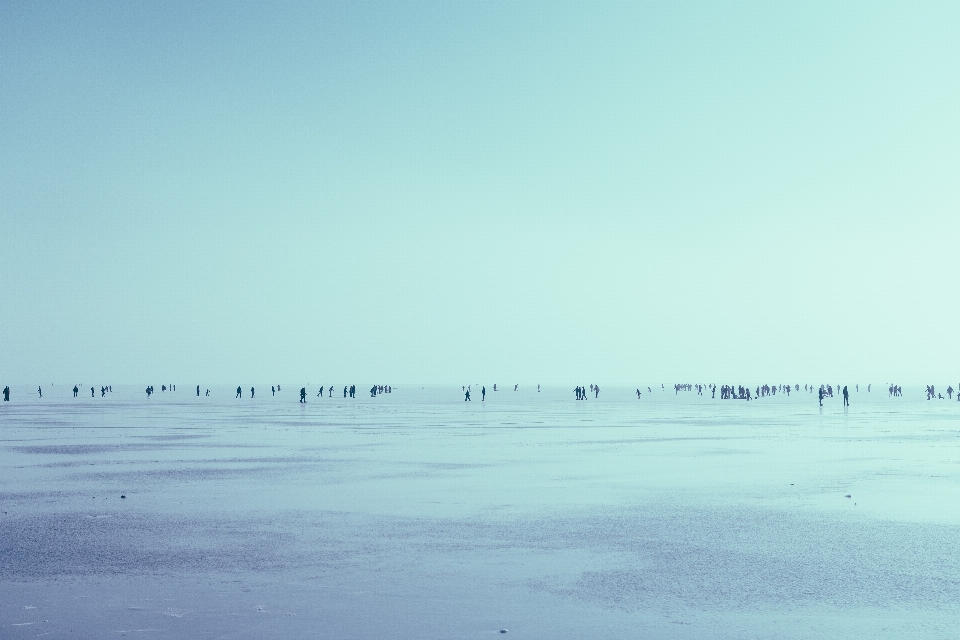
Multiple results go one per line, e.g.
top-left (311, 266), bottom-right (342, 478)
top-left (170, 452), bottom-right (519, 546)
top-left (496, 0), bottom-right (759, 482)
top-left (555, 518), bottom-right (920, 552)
top-left (2, 386), bottom-right (959, 638)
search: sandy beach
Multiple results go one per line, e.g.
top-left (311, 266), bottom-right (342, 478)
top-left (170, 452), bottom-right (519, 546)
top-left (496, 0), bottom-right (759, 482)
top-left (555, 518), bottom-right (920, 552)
top-left (2, 385), bottom-right (959, 638)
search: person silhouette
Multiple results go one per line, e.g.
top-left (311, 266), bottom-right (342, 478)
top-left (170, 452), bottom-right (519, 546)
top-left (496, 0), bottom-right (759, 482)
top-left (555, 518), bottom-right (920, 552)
top-left (90, 387), bottom-right (94, 397)
top-left (843, 386), bottom-right (849, 407)
top-left (300, 387), bottom-right (306, 403)
top-left (38, 386), bottom-right (42, 398)
top-left (197, 385), bottom-right (200, 397)
top-left (250, 387), bottom-right (255, 398)
top-left (236, 386), bottom-right (242, 398)
top-left (329, 385), bottom-right (333, 397)
top-left (205, 389), bottom-right (210, 396)
top-left (465, 388), bottom-right (471, 401)
top-left (73, 385), bottom-right (79, 397)
top-left (3, 386), bottom-right (9, 401)
top-left (343, 386), bottom-right (348, 398)
top-left (482, 386), bottom-right (486, 401)
top-left (272, 386), bottom-right (276, 396)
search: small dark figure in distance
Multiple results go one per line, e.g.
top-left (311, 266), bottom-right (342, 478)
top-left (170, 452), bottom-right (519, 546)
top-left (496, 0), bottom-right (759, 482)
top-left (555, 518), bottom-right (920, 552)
top-left (300, 388), bottom-right (306, 403)
top-left (236, 386), bottom-right (242, 398)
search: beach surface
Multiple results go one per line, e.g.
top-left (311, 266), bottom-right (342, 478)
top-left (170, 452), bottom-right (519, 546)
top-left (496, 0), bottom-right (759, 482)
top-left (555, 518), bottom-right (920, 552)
top-left (2, 385), bottom-right (959, 638)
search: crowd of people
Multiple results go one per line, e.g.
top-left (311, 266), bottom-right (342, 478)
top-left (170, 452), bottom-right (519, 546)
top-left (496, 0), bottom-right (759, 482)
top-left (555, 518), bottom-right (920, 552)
top-left (4, 382), bottom-right (960, 405)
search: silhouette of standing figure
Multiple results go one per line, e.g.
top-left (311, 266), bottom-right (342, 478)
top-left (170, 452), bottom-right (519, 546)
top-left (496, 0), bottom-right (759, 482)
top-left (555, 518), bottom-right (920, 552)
top-left (38, 386), bottom-right (42, 398)
top-left (819, 386), bottom-right (824, 406)
top-left (482, 386), bottom-right (486, 401)
top-left (465, 389), bottom-right (471, 401)
top-left (843, 386), bottom-right (849, 407)
top-left (197, 385), bottom-right (200, 397)
top-left (300, 387), bottom-right (306, 403)
top-left (236, 386), bottom-right (242, 398)
top-left (3, 386), bottom-right (9, 401)
top-left (250, 387), bottom-right (255, 398)
top-left (272, 386), bottom-right (276, 396)
top-left (343, 386), bottom-right (348, 398)
top-left (73, 385), bottom-right (78, 397)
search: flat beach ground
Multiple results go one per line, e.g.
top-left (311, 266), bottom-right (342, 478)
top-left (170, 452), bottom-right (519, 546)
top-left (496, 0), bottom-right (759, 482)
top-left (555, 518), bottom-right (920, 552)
top-left (2, 385), bottom-right (959, 639)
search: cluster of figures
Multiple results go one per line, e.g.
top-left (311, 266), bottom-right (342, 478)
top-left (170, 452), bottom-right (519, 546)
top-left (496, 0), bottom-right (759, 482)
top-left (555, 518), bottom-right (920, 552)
top-left (889, 385), bottom-right (902, 396)
top-left (574, 385), bottom-right (599, 400)
top-left (635, 387), bottom-right (653, 397)
top-left (818, 385), bottom-right (850, 406)
top-left (718, 385), bottom-right (753, 400)
top-left (926, 385), bottom-right (958, 400)
top-left (370, 385), bottom-right (391, 397)
top-left (144, 385), bottom-right (173, 397)
top-left (73, 385), bottom-right (113, 397)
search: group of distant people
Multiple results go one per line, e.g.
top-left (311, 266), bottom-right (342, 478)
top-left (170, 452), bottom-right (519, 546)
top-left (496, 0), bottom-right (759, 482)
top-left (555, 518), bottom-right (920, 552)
top-left (574, 385), bottom-right (599, 400)
top-left (926, 385), bottom-right (958, 400)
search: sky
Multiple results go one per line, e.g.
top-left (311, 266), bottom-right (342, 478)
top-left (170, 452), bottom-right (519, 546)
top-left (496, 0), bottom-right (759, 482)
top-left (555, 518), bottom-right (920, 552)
top-left (2, 1), bottom-right (959, 385)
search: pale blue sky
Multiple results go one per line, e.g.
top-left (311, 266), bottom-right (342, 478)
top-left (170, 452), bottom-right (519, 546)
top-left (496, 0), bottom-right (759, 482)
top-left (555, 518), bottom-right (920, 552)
top-left (2, 1), bottom-right (958, 384)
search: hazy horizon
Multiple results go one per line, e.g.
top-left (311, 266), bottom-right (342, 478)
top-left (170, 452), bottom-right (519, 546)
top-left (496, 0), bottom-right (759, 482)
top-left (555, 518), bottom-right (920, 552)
top-left (3, 2), bottom-right (959, 385)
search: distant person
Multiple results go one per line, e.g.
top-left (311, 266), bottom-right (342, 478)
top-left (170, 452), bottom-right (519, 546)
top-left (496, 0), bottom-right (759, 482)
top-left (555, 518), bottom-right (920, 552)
top-left (3, 386), bottom-right (9, 401)
top-left (73, 385), bottom-right (79, 397)
top-left (205, 389), bottom-right (210, 396)
top-left (236, 386), bottom-right (242, 398)
top-left (272, 386), bottom-right (276, 396)
top-left (101, 386), bottom-right (106, 397)
top-left (317, 387), bottom-right (323, 397)
top-left (538, 385), bottom-right (540, 392)
top-left (465, 388), bottom-right (471, 401)
top-left (343, 386), bottom-right (348, 398)
top-left (595, 385), bottom-right (600, 398)
top-left (300, 387), bottom-right (306, 403)
top-left (91, 387), bottom-right (94, 397)
top-left (38, 386), bottom-right (42, 398)
top-left (162, 385), bottom-right (166, 392)
top-left (514, 384), bottom-right (518, 391)
top-left (350, 385), bottom-right (355, 398)
top-left (819, 386), bottom-right (824, 407)
top-left (371, 385), bottom-right (377, 397)
top-left (197, 385), bottom-right (200, 397)
top-left (329, 385), bottom-right (333, 397)
top-left (482, 386), bottom-right (486, 401)
top-left (493, 384), bottom-right (497, 391)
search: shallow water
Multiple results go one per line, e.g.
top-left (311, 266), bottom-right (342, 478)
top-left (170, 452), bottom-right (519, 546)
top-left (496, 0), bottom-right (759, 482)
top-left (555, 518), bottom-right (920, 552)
top-left (2, 385), bottom-right (959, 638)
